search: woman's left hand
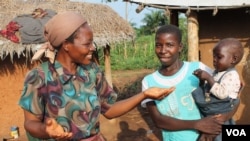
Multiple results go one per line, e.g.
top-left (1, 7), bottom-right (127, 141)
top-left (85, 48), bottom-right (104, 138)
top-left (45, 118), bottom-right (73, 140)
top-left (143, 87), bottom-right (175, 100)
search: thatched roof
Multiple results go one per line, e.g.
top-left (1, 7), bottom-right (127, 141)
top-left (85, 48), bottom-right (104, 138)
top-left (125, 0), bottom-right (250, 10)
top-left (0, 0), bottom-right (135, 61)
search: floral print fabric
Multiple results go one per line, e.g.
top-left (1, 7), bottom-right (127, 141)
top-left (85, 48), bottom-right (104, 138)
top-left (19, 61), bottom-right (117, 140)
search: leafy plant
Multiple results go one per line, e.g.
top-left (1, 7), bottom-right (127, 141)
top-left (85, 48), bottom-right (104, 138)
top-left (139, 10), bottom-right (168, 35)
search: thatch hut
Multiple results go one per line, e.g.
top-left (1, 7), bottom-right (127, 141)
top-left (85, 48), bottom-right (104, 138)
top-left (125, 0), bottom-right (250, 124)
top-left (0, 0), bottom-right (134, 139)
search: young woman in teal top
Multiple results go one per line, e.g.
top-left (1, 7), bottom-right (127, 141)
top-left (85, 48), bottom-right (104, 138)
top-left (141, 25), bottom-right (239, 141)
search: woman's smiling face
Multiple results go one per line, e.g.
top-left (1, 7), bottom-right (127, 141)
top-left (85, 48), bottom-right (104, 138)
top-left (67, 23), bottom-right (95, 65)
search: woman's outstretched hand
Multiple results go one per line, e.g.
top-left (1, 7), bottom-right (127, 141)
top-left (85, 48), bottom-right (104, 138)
top-left (45, 118), bottom-right (73, 141)
top-left (143, 87), bottom-right (175, 100)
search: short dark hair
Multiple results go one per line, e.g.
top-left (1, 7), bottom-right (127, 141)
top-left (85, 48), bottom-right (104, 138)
top-left (155, 24), bottom-right (182, 43)
top-left (216, 38), bottom-right (244, 65)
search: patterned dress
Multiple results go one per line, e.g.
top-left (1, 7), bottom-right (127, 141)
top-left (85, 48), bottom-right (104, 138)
top-left (19, 61), bottom-right (117, 140)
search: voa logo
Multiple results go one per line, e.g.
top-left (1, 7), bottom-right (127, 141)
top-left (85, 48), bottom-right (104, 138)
top-left (226, 129), bottom-right (246, 136)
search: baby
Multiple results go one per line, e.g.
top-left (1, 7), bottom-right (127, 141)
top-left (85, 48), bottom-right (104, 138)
top-left (192, 38), bottom-right (244, 141)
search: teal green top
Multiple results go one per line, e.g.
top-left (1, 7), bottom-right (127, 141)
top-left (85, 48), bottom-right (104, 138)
top-left (142, 61), bottom-right (202, 141)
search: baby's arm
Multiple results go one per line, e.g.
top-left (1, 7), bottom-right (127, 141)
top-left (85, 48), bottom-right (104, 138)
top-left (193, 69), bottom-right (215, 86)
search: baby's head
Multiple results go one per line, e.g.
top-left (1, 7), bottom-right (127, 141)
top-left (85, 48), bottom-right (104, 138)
top-left (213, 38), bottom-right (244, 71)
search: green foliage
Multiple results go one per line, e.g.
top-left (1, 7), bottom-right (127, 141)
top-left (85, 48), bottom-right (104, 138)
top-left (97, 35), bottom-right (160, 70)
top-left (140, 10), bottom-right (168, 35)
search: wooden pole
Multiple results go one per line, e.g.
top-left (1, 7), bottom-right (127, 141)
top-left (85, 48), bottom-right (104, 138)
top-left (103, 45), bottom-right (116, 126)
top-left (104, 45), bottom-right (113, 88)
top-left (187, 11), bottom-right (199, 61)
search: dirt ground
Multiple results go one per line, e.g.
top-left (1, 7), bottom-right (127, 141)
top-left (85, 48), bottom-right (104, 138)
top-left (0, 69), bottom-right (162, 141)
top-left (0, 68), bottom-right (249, 141)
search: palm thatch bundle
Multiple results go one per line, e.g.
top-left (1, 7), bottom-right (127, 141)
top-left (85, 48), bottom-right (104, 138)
top-left (0, 0), bottom-right (135, 62)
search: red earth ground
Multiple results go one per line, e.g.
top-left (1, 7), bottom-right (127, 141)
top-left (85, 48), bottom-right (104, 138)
top-left (0, 69), bottom-right (162, 141)
top-left (0, 69), bottom-right (249, 141)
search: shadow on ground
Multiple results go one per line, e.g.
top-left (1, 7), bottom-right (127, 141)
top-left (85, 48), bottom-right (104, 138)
top-left (110, 69), bottom-right (162, 141)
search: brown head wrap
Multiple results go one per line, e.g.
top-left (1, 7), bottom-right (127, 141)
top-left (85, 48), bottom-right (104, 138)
top-left (32, 11), bottom-right (87, 63)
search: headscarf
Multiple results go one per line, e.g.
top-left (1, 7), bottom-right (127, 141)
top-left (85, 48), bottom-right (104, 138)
top-left (31, 11), bottom-right (87, 63)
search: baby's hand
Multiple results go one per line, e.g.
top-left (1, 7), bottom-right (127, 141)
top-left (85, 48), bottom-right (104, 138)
top-left (193, 69), bottom-right (203, 77)
top-left (193, 69), bottom-right (210, 80)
